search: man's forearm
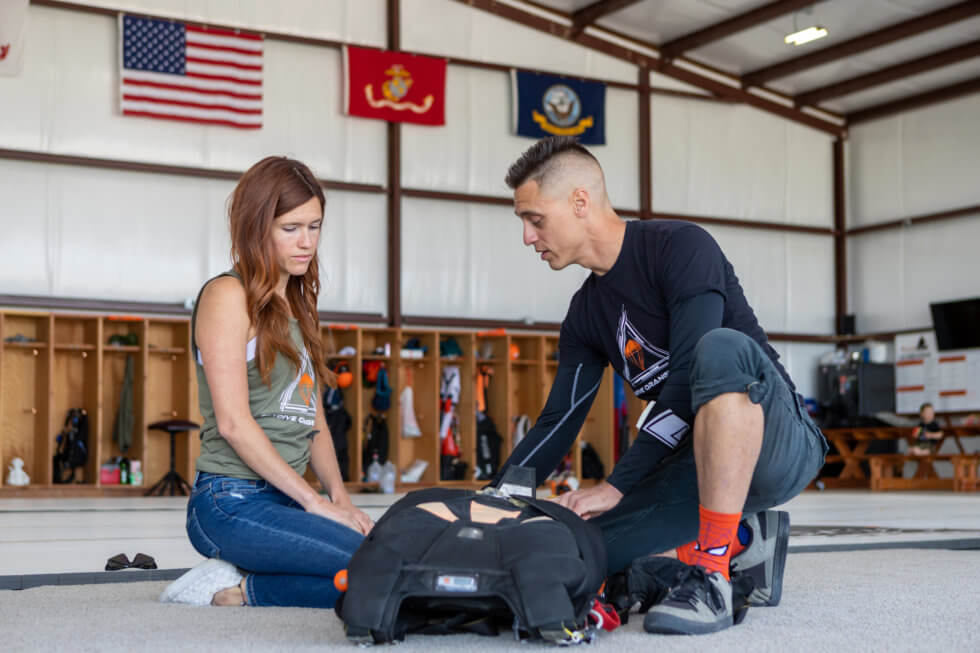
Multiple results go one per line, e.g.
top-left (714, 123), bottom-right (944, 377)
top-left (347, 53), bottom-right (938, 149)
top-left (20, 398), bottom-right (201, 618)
top-left (493, 361), bottom-right (605, 487)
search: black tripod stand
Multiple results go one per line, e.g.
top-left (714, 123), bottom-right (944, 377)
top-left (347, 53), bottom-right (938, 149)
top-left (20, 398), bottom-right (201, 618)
top-left (145, 419), bottom-right (199, 496)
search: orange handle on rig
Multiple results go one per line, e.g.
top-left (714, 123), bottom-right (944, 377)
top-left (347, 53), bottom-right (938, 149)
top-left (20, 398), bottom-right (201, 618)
top-left (334, 569), bottom-right (348, 592)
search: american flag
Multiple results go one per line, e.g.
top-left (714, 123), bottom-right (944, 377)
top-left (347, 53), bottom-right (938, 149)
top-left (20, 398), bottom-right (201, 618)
top-left (119, 14), bottom-right (263, 129)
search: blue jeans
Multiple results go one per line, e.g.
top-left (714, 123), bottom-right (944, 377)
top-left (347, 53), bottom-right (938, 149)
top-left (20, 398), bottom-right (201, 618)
top-left (186, 472), bottom-right (364, 608)
top-left (594, 328), bottom-right (829, 573)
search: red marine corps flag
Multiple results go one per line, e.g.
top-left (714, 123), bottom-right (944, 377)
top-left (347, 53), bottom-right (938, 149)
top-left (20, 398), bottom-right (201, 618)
top-left (0, 0), bottom-right (29, 77)
top-left (343, 45), bottom-right (446, 126)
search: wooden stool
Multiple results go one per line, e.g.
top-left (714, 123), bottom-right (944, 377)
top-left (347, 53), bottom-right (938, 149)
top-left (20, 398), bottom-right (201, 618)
top-left (145, 419), bottom-right (200, 496)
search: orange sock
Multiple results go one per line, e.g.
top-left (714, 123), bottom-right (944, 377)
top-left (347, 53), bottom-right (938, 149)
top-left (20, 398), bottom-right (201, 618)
top-left (675, 505), bottom-right (741, 579)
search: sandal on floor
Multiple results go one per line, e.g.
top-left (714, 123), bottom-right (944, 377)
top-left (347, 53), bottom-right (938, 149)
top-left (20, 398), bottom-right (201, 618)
top-left (131, 553), bottom-right (158, 569)
top-left (105, 553), bottom-right (132, 571)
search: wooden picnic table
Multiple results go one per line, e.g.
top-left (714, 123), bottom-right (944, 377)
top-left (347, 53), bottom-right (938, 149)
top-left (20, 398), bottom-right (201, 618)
top-left (818, 426), bottom-right (979, 489)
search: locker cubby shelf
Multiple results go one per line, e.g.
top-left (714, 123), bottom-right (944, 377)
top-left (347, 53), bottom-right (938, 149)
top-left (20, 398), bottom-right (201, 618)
top-left (1, 312), bottom-right (619, 494)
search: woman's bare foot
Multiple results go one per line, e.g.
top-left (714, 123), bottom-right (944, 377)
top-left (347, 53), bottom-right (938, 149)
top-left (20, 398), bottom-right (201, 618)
top-left (211, 578), bottom-right (248, 606)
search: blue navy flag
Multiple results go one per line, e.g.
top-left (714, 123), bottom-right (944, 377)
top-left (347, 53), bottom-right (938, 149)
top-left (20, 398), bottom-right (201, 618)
top-left (511, 70), bottom-right (606, 145)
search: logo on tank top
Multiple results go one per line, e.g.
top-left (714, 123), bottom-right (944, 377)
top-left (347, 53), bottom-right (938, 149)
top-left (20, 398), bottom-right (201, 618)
top-left (617, 306), bottom-right (670, 394)
top-left (279, 348), bottom-right (317, 420)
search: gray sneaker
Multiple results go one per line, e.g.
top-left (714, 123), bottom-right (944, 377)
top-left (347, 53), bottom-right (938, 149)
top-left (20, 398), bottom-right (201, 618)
top-left (730, 510), bottom-right (790, 607)
top-left (643, 566), bottom-right (732, 635)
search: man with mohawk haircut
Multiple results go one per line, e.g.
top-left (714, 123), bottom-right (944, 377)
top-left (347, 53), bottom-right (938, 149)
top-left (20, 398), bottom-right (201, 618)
top-left (493, 136), bottom-right (828, 635)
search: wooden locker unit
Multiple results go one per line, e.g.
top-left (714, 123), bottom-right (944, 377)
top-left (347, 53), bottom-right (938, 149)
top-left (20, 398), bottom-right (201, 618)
top-left (144, 319), bottom-right (195, 486)
top-left (475, 332), bottom-right (510, 472)
top-left (358, 327), bottom-right (400, 483)
top-left (508, 334), bottom-right (546, 420)
top-left (624, 391), bottom-right (647, 451)
top-left (51, 315), bottom-right (101, 485)
top-left (0, 311), bottom-right (618, 495)
top-left (399, 329), bottom-right (438, 485)
top-left (100, 317), bottom-right (145, 489)
top-left (322, 324), bottom-right (362, 484)
top-left (578, 368), bottom-right (615, 483)
top-left (438, 331), bottom-right (476, 483)
top-left (542, 335), bottom-right (579, 481)
top-left (541, 334), bottom-right (615, 485)
top-left (1, 312), bottom-right (52, 486)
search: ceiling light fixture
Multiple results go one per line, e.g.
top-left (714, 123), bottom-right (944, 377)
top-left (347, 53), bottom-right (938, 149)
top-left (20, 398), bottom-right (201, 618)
top-left (784, 26), bottom-right (829, 46)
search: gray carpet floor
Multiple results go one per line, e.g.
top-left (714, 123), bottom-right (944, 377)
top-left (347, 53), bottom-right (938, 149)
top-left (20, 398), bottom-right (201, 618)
top-left (2, 548), bottom-right (978, 652)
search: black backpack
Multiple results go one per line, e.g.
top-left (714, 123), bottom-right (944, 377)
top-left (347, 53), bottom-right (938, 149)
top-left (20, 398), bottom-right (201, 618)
top-left (362, 413), bottom-right (389, 478)
top-left (336, 487), bottom-right (607, 645)
top-left (53, 408), bottom-right (89, 484)
top-left (474, 413), bottom-right (502, 481)
top-left (581, 441), bottom-right (605, 480)
top-left (324, 387), bottom-right (352, 482)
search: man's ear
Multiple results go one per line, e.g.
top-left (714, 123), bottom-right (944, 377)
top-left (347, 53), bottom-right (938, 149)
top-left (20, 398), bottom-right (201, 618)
top-left (571, 187), bottom-right (590, 218)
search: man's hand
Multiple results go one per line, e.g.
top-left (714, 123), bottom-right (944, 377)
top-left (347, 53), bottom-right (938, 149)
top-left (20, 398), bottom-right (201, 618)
top-left (556, 481), bottom-right (623, 519)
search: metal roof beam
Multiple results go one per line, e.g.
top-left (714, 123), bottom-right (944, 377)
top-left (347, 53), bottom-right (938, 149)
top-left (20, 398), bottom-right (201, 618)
top-left (796, 39), bottom-right (980, 106)
top-left (660, 0), bottom-right (815, 60)
top-left (848, 75), bottom-right (980, 124)
top-left (570, 0), bottom-right (645, 38)
top-left (744, 1), bottom-right (980, 86)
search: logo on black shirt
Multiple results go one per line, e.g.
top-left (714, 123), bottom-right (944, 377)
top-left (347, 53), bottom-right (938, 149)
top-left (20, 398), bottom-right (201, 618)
top-left (617, 306), bottom-right (669, 392)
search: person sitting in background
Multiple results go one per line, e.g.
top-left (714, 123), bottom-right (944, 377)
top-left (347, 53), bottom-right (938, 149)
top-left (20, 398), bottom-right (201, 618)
top-left (909, 402), bottom-right (943, 456)
top-left (159, 156), bottom-right (372, 609)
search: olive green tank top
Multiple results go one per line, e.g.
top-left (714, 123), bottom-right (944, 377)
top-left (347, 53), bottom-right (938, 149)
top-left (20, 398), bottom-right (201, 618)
top-left (192, 271), bottom-right (318, 480)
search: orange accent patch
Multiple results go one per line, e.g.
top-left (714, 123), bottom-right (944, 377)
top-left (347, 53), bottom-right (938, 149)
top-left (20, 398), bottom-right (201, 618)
top-left (298, 373), bottom-right (314, 406)
top-left (624, 339), bottom-right (644, 370)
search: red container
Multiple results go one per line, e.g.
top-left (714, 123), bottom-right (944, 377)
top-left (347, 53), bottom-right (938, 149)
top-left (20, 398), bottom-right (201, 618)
top-left (100, 465), bottom-right (121, 485)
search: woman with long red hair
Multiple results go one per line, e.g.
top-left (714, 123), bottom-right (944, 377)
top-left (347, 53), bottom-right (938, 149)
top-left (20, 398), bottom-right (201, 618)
top-left (160, 156), bottom-right (372, 609)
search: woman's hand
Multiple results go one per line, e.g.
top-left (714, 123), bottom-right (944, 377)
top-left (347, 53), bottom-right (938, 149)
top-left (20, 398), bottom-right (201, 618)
top-left (304, 497), bottom-right (364, 534)
top-left (331, 493), bottom-right (375, 535)
top-left (345, 505), bottom-right (375, 535)
top-left (305, 496), bottom-right (374, 535)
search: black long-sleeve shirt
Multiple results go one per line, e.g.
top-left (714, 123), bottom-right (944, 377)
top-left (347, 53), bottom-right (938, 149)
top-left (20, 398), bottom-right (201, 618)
top-left (495, 220), bottom-right (793, 494)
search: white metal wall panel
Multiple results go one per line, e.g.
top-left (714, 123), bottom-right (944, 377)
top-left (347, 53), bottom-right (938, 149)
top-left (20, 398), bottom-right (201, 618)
top-left (850, 218), bottom-right (980, 332)
top-left (0, 160), bottom-right (54, 296)
top-left (697, 224), bottom-right (835, 334)
top-left (845, 118), bottom-right (903, 229)
top-left (848, 228), bottom-right (904, 334)
top-left (400, 0), bottom-right (637, 85)
top-left (0, 160), bottom-right (387, 314)
top-left (400, 198), bottom-right (590, 322)
top-left (651, 96), bottom-right (834, 228)
top-left (317, 191), bottom-right (388, 315)
top-left (849, 216), bottom-right (980, 333)
top-left (0, 6), bottom-right (386, 185)
top-left (0, 162), bottom-right (217, 302)
top-left (848, 94), bottom-right (980, 228)
top-left (601, 87), bottom-right (642, 211)
top-left (68, 0), bottom-right (386, 46)
top-left (899, 95), bottom-right (980, 219)
top-left (401, 67), bottom-right (639, 210)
